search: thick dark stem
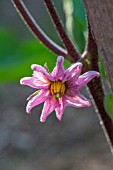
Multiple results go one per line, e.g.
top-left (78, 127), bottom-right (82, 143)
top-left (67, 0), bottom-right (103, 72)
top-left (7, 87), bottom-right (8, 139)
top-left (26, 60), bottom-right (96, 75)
top-left (11, 0), bottom-right (68, 57)
top-left (88, 77), bottom-right (113, 153)
top-left (44, 0), bottom-right (80, 61)
top-left (81, 6), bottom-right (113, 153)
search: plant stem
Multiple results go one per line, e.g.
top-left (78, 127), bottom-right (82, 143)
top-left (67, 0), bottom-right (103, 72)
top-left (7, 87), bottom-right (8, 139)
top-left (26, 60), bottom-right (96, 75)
top-left (44, 0), bottom-right (80, 61)
top-left (11, 0), bottom-right (68, 58)
top-left (81, 7), bottom-right (113, 153)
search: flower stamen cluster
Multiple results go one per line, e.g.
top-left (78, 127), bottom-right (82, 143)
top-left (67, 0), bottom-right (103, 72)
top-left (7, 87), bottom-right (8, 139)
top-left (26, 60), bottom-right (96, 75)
top-left (50, 81), bottom-right (66, 100)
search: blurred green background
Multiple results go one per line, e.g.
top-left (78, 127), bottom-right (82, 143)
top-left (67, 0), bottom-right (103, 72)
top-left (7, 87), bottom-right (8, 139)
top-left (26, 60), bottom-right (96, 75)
top-left (0, 0), bottom-right (87, 83)
top-left (0, 1), bottom-right (113, 170)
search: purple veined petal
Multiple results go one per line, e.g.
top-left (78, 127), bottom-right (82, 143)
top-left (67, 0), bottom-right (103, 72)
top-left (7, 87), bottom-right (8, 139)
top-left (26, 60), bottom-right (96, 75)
top-left (55, 107), bottom-right (63, 121)
top-left (64, 93), bottom-right (91, 108)
top-left (20, 77), bottom-right (50, 89)
top-left (40, 97), bottom-right (60, 122)
top-left (55, 97), bottom-right (65, 121)
top-left (33, 79), bottom-right (50, 89)
top-left (62, 62), bottom-right (82, 83)
top-left (33, 70), bottom-right (49, 83)
top-left (67, 65), bottom-right (82, 86)
top-left (26, 90), bottom-right (51, 113)
top-left (52, 56), bottom-right (65, 81)
top-left (66, 85), bottom-right (78, 96)
top-left (76, 71), bottom-right (100, 90)
top-left (31, 64), bottom-right (55, 81)
top-left (20, 77), bottom-right (39, 88)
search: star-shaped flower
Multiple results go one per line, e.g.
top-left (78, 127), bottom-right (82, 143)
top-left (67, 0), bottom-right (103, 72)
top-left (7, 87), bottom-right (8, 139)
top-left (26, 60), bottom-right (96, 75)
top-left (20, 56), bottom-right (99, 122)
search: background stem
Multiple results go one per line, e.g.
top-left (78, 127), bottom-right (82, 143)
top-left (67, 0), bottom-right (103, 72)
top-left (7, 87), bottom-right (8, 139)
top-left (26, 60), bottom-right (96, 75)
top-left (44, 0), bottom-right (80, 61)
top-left (11, 0), bottom-right (68, 58)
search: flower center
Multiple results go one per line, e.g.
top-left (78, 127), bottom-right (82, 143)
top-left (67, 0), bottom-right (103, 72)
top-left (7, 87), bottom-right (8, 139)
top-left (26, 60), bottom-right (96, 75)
top-left (50, 80), bottom-right (66, 100)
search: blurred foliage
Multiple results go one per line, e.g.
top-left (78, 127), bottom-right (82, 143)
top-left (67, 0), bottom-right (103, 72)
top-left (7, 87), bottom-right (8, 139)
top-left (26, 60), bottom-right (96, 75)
top-left (104, 93), bottom-right (113, 120)
top-left (0, 0), bottom-right (87, 83)
top-left (72, 0), bottom-right (87, 53)
top-left (63, 0), bottom-right (87, 53)
top-left (0, 28), bottom-right (70, 83)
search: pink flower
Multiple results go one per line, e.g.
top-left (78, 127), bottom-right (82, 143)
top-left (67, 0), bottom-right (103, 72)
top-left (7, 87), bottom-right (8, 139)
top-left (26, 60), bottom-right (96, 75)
top-left (20, 56), bottom-right (99, 122)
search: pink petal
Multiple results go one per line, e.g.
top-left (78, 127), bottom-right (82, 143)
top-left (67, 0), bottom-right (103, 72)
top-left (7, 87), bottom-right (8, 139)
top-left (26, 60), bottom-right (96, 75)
top-left (55, 97), bottom-right (65, 121)
top-left (64, 93), bottom-right (91, 108)
top-left (40, 97), bottom-right (60, 122)
top-left (20, 77), bottom-right (39, 88)
top-left (33, 71), bottom-right (49, 83)
top-left (52, 56), bottom-right (65, 81)
top-left (20, 77), bottom-right (50, 89)
top-left (31, 64), bottom-right (55, 81)
top-left (76, 71), bottom-right (100, 90)
top-left (26, 90), bottom-right (50, 113)
top-left (62, 62), bottom-right (82, 83)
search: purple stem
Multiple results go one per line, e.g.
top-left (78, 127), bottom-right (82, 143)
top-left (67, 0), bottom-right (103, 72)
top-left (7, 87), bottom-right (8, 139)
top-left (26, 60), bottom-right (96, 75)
top-left (11, 0), bottom-right (68, 57)
top-left (44, 0), bottom-right (80, 61)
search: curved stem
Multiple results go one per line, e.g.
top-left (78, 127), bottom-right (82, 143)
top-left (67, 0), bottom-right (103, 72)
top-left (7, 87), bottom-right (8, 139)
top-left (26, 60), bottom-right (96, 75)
top-left (11, 0), bottom-right (68, 57)
top-left (44, 0), bottom-right (80, 61)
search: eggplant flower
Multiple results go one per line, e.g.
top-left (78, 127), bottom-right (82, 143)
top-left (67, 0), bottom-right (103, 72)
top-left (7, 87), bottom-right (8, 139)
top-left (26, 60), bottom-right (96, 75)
top-left (20, 56), bottom-right (99, 122)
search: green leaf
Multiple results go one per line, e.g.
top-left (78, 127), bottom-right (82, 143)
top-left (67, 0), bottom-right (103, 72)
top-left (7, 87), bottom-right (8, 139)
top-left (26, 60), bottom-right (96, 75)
top-left (99, 55), bottom-right (107, 80)
top-left (63, 0), bottom-right (74, 39)
top-left (72, 0), bottom-right (87, 53)
top-left (104, 93), bottom-right (113, 120)
top-left (63, 0), bottom-right (87, 53)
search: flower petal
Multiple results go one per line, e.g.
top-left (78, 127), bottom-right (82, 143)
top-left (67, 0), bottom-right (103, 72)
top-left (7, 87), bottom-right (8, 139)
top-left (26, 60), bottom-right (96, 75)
top-left (76, 71), bottom-right (100, 90)
top-left (20, 77), bottom-right (49, 89)
top-left (20, 77), bottom-right (39, 88)
top-left (62, 62), bottom-right (82, 83)
top-left (26, 90), bottom-right (50, 113)
top-left (31, 64), bottom-right (55, 81)
top-left (52, 56), bottom-right (64, 81)
top-left (40, 97), bottom-right (60, 122)
top-left (64, 93), bottom-right (91, 108)
top-left (33, 71), bottom-right (49, 83)
top-left (55, 98), bottom-right (65, 121)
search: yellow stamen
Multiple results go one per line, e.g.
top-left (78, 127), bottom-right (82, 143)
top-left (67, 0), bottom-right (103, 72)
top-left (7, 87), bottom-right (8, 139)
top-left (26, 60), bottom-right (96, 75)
top-left (61, 83), bottom-right (65, 95)
top-left (50, 81), bottom-right (66, 99)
